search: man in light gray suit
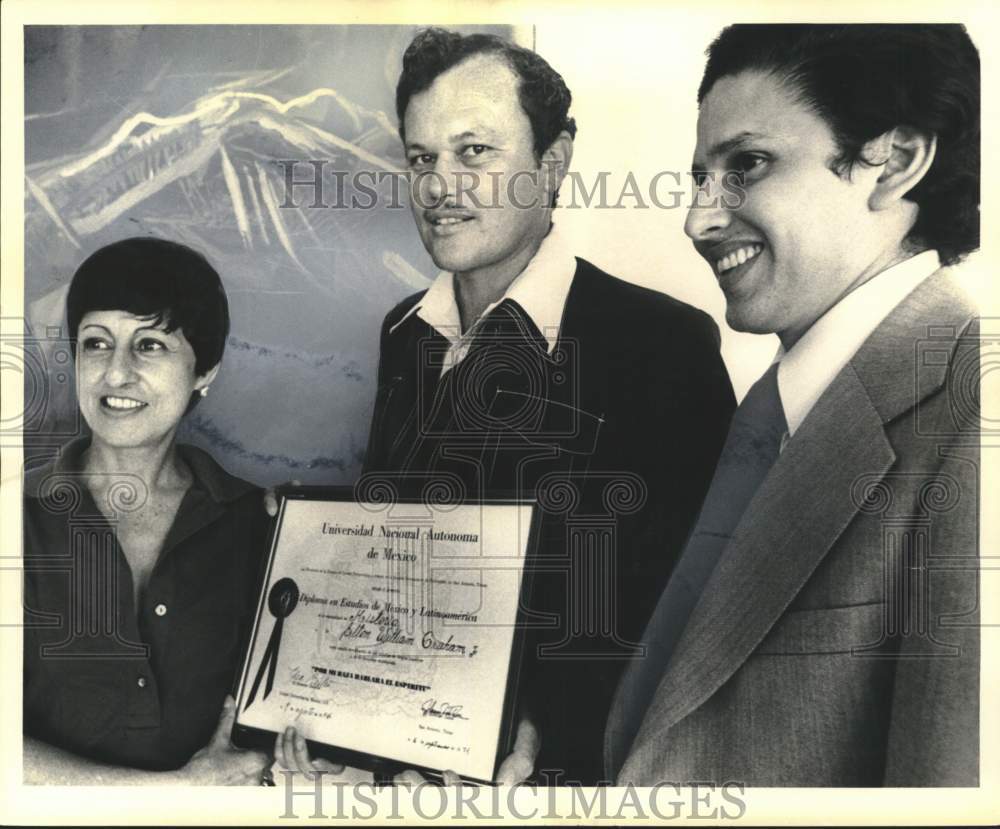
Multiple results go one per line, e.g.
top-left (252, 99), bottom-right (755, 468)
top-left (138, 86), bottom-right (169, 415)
top-left (606, 24), bottom-right (981, 787)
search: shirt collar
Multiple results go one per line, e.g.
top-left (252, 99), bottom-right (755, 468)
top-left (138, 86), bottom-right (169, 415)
top-left (176, 443), bottom-right (257, 503)
top-left (24, 436), bottom-right (255, 504)
top-left (388, 221), bottom-right (577, 355)
top-left (776, 249), bottom-right (941, 438)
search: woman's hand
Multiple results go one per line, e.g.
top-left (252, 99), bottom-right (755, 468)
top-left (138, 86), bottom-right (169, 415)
top-left (273, 726), bottom-right (345, 782)
top-left (177, 696), bottom-right (271, 785)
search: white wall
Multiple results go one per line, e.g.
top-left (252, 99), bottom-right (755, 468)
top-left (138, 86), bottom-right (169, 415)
top-left (538, 17), bottom-right (778, 400)
top-left (535, 16), bottom-right (988, 401)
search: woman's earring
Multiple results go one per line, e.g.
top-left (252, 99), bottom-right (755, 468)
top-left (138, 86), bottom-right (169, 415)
top-left (199, 386), bottom-right (210, 398)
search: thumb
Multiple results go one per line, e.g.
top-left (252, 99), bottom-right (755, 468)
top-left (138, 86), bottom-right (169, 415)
top-left (264, 489), bottom-right (278, 517)
top-left (211, 695), bottom-right (238, 746)
top-left (265, 481), bottom-right (302, 517)
top-left (497, 753), bottom-right (532, 786)
top-left (513, 718), bottom-right (540, 759)
top-left (496, 719), bottom-right (539, 785)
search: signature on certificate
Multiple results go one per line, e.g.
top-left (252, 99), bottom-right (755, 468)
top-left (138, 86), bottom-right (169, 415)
top-left (421, 698), bottom-right (469, 720)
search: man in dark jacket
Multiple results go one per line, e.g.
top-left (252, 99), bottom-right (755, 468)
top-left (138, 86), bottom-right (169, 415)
top-left (364, 27), bottom-right (734, 784)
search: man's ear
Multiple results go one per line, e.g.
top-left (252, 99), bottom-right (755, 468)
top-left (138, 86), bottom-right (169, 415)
top-left (868, 126), bottom-right (937, 211)
top-left (541, 130), bottom-right (574, 199)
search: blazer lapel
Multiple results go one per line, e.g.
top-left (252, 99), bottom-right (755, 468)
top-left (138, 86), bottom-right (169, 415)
top-left (619, 268), bottom-right (975, 775)
top-left (627, 366), bottom-right (894, 751)
top-left (553, 259), bottom-right (612, 456)
top-left (379, 318), bottom-right (446, 471)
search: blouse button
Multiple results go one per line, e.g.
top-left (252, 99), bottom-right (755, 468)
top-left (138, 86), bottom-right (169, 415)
top-left (154, 604), bottom-right (167, 617)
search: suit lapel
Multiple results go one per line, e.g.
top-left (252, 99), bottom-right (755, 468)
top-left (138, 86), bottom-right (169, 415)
top-left (556, 259), bottom-right (611, 453)
top-left (627, 366), bottom-right (894, 752)
top-left (378, 318), bottom-right (445, 470)
top-left (617, 268), bottom-right (976, 776)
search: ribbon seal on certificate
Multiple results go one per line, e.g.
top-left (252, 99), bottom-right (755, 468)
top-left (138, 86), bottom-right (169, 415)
top-left (245, 577), bottom-right (300, 709)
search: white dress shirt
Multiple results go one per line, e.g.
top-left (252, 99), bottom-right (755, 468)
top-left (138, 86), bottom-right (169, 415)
top-left (776, 249), bottom-right (942, 447)
top-left (389, 221), bottom-right (578, 376)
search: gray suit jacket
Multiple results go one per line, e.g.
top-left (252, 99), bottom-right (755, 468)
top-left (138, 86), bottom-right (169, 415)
top-left (605, 269), bottom-right (980, 786)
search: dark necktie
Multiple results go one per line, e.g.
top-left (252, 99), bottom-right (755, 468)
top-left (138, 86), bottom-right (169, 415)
top-left (664, 360), bottom-right (787, 621)
top-left (615, 362), bottom-right (787, 760)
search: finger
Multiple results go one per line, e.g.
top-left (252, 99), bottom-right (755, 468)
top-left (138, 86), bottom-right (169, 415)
top-left (273, 730), bottom-right (287, 770)
top-left (212, 696), bottom-right (238, 747)
top-left (277, 726), bottom-right (296, 771)
top-left (496, 755), bottom-right (523, 786)
top-left (495, 718), bottom-right (539, 785)
top-left (496, 750), bottom-right (533, 786)
top-left (278, 726), bottom-right (296, 771)
top-left (311, 758), bottom-right (345, 775)
top-left (267, 480), bottom-right (302, 517)
top-left (442, 769), bottom-right (461, 786)
top-left (394, 769), bottom-right (425, 786)
top-left (513, 718), bottom-right (540, 760)
top-left (293, 730), bottom-right (315, 779)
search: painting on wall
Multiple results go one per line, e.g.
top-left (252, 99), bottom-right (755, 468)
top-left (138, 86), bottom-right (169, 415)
top-left (22, 23), bottom-right (522, 485)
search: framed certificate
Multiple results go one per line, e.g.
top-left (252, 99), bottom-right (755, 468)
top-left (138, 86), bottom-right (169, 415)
top-left (232, 486), bottom-right (537, 784)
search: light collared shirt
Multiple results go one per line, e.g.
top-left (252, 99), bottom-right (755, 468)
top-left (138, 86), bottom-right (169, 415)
top-left (775, 249), bottom-right (942, 448)
top-left (389, 221), bottom-right (577, 376)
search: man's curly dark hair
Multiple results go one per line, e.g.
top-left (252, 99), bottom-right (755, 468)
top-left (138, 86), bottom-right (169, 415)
top-left (396, 27), bottom-right (577, 161)
top-left (698, 24), bottom-right (980, 265)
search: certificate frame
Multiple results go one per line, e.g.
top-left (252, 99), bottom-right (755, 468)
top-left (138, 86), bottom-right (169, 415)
top-left (231, 485), bottom-right (539, 784)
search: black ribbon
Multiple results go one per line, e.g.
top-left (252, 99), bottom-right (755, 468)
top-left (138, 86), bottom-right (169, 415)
top-left (245, 578), bottom-right (299, 709)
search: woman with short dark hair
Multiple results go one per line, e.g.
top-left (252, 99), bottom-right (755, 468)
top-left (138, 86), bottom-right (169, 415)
top-left (23, 238), bottom-right (276, 783)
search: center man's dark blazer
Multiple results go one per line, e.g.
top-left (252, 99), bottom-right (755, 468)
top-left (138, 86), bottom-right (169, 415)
top-left (363, 257), bottom-right (735, 783)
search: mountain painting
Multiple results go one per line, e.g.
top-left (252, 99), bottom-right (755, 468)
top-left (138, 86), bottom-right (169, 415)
top-left (22, 24), bottom-right (519, 485)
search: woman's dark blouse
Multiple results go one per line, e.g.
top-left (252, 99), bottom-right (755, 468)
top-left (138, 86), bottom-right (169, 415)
top-left (22, 438), bottom-right (270, 771)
